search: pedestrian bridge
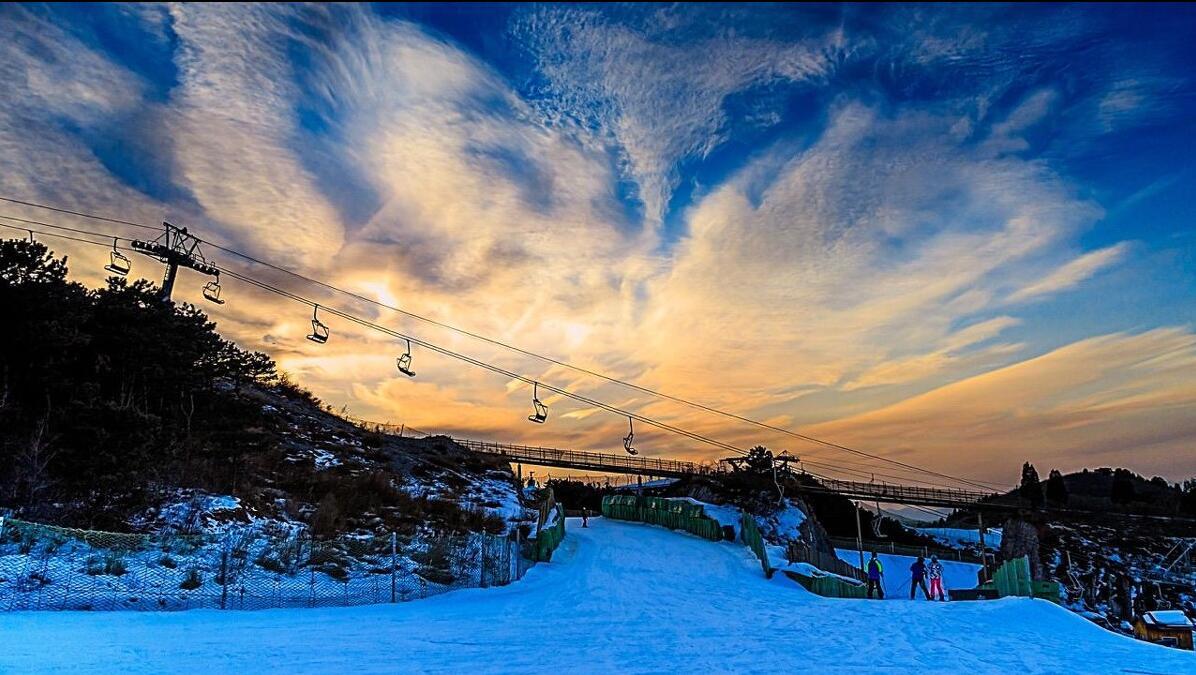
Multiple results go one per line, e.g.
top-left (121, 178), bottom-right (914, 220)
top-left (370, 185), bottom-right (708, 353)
top-left (350, 418), bottom-right (1011, 510)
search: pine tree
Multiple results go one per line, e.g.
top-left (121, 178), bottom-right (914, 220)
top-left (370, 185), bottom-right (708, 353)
top-left (1110, 470), bottom-right (1136, 505)
top-left (1045, 469), bottom-right (1068, 505)
top-left (1019, 462), bottom-right (1044, 508)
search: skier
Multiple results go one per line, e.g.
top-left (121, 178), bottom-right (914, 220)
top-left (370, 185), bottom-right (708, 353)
top-left (928, 555), bottom-right (946, 601)
top-left (866, 552), bottom-right (884, 599)
top-left (909, 556), bottom-right (931, 600)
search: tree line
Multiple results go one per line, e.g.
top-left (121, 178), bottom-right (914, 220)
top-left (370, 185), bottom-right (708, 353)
top-left (0, 238), bottom-right (279, 527)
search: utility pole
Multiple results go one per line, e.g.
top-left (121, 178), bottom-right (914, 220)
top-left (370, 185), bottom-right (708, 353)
top-left (978, 512), bottom-right (990, 582)
top-left (131, 222), bottom-right (219, 301)
top-left (855, 501), bottom-right (866, 573)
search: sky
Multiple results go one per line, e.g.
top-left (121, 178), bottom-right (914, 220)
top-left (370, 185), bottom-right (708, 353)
top-left (1, 3), bottom-right (1194, 487)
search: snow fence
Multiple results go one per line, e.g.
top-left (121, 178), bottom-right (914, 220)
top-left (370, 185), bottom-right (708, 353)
top-left (600, 496), bottom-right (724, 542)
top-left (982, 556), bottom-right (1061, 603)
top-left (532, 505), bottom-right (566, 562)
top-left (739, 513), bottom-right (772, 577)
top-left (0, 516), bottom-right (533, 612)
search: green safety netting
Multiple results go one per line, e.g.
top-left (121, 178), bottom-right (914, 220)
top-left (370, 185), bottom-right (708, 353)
top-left (532, 506), bottom-right (567, 562)
top-left (600, 496), bottom-right (724, 542)
top-left (787, 571), bottom-right (867, 599)
top-left (982, 556), bottom-right (1060, 603)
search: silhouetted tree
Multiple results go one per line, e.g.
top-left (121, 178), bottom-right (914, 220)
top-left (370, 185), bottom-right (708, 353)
top-left (1111, 470), bottom-right (1136, 505)
top-left (1182, 480), bottom-right (1196, 517)
top-left (1019, 462), bottom-right (1044, 508)
top-left (0, 238), bottom-right (279, 524)
top-left (1045, 469), bottom-right (1068, 506)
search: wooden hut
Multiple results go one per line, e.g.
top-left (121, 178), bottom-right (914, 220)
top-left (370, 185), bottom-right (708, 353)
top-left (1133, 611), bottom-right (1194, 650)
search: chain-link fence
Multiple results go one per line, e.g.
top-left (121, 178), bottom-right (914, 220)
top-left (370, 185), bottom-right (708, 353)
top-left (0, 516), bottom-right (533, 611)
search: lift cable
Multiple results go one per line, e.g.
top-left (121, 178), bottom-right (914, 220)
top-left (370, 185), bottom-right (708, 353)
top-left (0, 201), bottom-right (1008, 490)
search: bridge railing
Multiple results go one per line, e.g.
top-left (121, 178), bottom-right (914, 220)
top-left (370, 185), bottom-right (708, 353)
top-left (455, 439), bottom-right (721, 477)
top-left (804, 477), bottom-right (1002, 507)
top-left (346, 417), bottom-right (1006, 509)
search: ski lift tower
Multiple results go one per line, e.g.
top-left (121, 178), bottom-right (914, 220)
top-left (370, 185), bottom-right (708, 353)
top-left (131, 222), bottom-right (219, 301)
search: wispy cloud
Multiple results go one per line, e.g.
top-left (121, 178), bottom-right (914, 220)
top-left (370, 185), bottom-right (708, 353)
top-left (1007, 243), bottom-right (1129, 303)
top-left (0, 4), bottom-right (1192, 482)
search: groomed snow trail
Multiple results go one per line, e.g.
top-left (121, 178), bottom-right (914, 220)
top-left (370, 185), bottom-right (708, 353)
top-left (0, 518), bottom-right (1191, 674)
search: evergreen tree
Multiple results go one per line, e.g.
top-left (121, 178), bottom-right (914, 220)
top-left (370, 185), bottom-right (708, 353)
top-left (0, 238), bottom-right (278, 524)
top-left (1110, 470), bottom-right (1136, 505)
top-left (1182, 480), bottom-right (1196, 517)
top-left (1045, 469), bottom-right (1068, 505)
top-left (1019, 462), bottom-right (1044, 508)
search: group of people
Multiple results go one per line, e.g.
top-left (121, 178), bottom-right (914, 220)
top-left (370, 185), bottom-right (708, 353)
top-left (865, 552), bottom-right (948, 601)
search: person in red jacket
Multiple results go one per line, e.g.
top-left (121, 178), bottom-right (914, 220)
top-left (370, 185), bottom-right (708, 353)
top-left (928, 555), bottom-right (946, 601)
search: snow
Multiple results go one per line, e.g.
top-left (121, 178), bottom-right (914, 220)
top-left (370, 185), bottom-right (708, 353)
top-left (311, 449), bottom-right (342, 469)
top-left (612, 478), bottom-right (678, 490)
top-left (836, 548), bottom-right (983, 599)
top-left (772, 500), bottom-right (806, 533)
top-left (917, 527), bottom-right (1003, 549)
top-left (674, 497), bottom-right (741, 533)
top-left (1, 518), bottom-right (1190, 673)
top-left (1144, 610), bottom-right (1194, 627)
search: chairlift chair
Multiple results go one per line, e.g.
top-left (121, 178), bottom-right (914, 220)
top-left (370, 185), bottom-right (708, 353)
top-left (307, 305), bottom-right (330, 344)
top-left (396, 338), bottom-right (416, 377)
top-left (527, 382), bottom-right (548, 423)
top-left (202, 272), bottom-right (225, 305)
top-left (104, 238), bottom-right (131, 277)
top-left (871, 498), bottom-right (889, 539)
top-left (623, 417), bottom-right (638, 455)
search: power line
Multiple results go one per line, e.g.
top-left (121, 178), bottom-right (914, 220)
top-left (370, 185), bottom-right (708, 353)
top-left (218, 267), bottom-right (751, 457)
top-left (0, 219), bottom-right (1012, 492)
top-left (0, 197), bottom-right (1008, 490)
top-left (201, 238), bottom-right (1006, 490)
top-left (0, 196), bottom-right (158, 231)
top-left (1, 222), bottom-right (752, 459)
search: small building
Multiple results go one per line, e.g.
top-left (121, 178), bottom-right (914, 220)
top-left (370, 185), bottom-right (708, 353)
top-left (1133, 610), bottom-right (1194, 651)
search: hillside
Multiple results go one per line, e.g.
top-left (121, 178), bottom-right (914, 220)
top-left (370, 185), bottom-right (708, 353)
top-left (0, 237), bottom-right (529, 538)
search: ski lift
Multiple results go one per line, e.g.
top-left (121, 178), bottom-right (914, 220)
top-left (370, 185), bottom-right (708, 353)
top-left (527, 382), bottom-right (548, 424)
top-left (307, 305), bottom-right (330, 344)
top-left (623, 417), bottom-right (638, 456)
top-left (201, 272), bottom-right (225, 305)
top-left (104, 238), bottom-right (131, 277)
top-left (396, 338), bottom-right (416, 377)
top-left (871, 510), bottom-right (886, 538)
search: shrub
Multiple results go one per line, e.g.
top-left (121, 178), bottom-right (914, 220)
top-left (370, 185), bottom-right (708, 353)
top-left (180, 569), bottom-right (203, 590)
top-left (255, 555), bottom-right (286, 574)
top-left (104, 554), bottom-right (127, 576)
top-left (159, 555), bottom-right (177, 569)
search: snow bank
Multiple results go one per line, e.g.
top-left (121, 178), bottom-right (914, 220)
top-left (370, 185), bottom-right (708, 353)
top-left (916, 527), bottom-right (1003, 549)
top-left (673, 498), bottom-right (741, 534)
top-left (2, 518), bottom-right (1189, 674)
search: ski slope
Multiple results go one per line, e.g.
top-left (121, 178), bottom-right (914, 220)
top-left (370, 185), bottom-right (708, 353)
top-left (0, 518), bottom-right (1190, 674)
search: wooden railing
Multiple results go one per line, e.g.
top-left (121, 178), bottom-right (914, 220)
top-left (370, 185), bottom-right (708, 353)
top-left (346, 417), bottom-right (1010, 510)
top-left (455, 438), bottom-right (721, 479)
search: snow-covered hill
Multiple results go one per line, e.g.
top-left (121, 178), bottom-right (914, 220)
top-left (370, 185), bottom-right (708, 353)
top-left (1, 517), bottom-right (1190, 674)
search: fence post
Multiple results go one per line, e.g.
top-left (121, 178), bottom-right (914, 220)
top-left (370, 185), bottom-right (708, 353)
top-left (219, 548), bottom-right (229, 610)
top-left (480, 536), bottom-right (488, 589)
top-left (390, 532), bottom-right (398, 603)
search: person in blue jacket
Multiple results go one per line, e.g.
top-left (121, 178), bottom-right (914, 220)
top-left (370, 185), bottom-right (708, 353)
top-left (910, 556), bottom-right (931, 600)
top-left (866, 552), bottom-right (884, 599)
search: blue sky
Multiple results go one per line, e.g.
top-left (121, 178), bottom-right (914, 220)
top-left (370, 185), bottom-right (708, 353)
top-left (1, 3), bottom-right (1194, 483)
